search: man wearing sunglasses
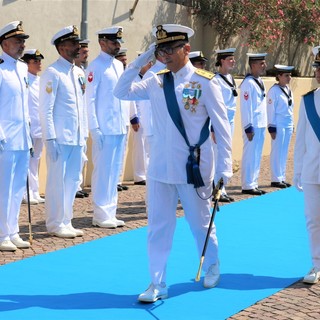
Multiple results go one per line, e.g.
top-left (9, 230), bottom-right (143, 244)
top-left (114, 24), bottom-right (232, 302)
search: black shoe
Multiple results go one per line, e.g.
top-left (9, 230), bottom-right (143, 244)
top-left (118, 184), bottom-right (129, 190)
top-left (75, 191), bottom-right (85, 198)
top-left (79, 190), bottom-right (89, 197)
top-left (134, 180), bottom-right (146, 186)
top-left (219, 194), bottom-right (231, 203)
top-left (242, 188), bottom-right (263, 196)
top-left (117, 184), bottom-right (123, 191)
top-left (282, 181), bottom-right (292, 187)
top-left (271, 182), bottom-right (287, 189)
top-left (256, 188), bottom-right (267, 194)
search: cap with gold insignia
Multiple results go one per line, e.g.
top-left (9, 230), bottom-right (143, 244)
top-left (312, 46), bottom-right (320, 67)
top-left (247, 52), bottom-right (268, 61)
top-left (274, 64), bottom-right (294, 73)
top-left (51, 25), bottom-right (81, 45)
top-left (189, 51), bottom-right (208, 62)
top-left (21, 49), bottom-right (44, 62)
top-left (79, 39), bottom-right (90, 48)
top-left (96, 26), bottom-right (124, 43)
top-left (115, 48), bottom-right (127, 58)
top-left (0, 21), bottom-right (29, 44)
top-left (152, 24), bottom-right (194, 46)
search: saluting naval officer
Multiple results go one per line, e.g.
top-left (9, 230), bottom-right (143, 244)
top-left (240, 53), bottom-right (268, 195)
top-left (21, 49), bottom-right (46, 205)
top-left (86, 26), bottom-right (127, 228)
top-left (114, 24), bottom-right (233, 302)
top-left (294, 47), bottom-right (320, 284)
top-left (39, 26), bottom-right (88, 238)
top-left (267, 64), bottom-right (294, 189)
top-left (0, 21), bottom-right (32, 251)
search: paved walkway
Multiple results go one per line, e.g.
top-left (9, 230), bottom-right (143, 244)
top-left (2, 134), bottom-right (320, 319)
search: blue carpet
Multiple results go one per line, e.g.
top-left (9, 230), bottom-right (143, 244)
top-left (0, 188), bottom-right (309, 320)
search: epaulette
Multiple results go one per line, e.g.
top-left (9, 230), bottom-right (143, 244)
top-left (0, 58), bottom-right (3, 64)
top-left (157, 69), bottom-right (170, 75)
top-left (303, 88), bottom-right (317, 97)
top-left (195, 68), bottom-right (215, 80)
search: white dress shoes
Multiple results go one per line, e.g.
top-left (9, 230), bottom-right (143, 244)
top-left (66, 225), bottom-right (84, 237)
top-left (0, 240), bottom-right (17, 251)
top-left (112, 217), bottom-right (125, 227)
top-left (138, 283), bottom-right (168, 303)
top-left (10, 235), bottom-right (30, 248)
top-left (49, 227), bottom-right (77, 238)
top-left (303, 267), bottom-right (320, 284)
top-left (203, 262), bottom-right (220, 288)
top-left (92, 219), bottom-right (117, 228)
top-left (33, 192), bottom-right (45, 203)
top-left (22, 197), bottom-right (38, 205)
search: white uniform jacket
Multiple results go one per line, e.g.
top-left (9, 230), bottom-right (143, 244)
top-left (85, 51), bottom-right (127, 135)
top-left (294, 89), bottom-right (320, 184)
top-left (114, 61), bottom-right (233, 184)
top-left (267, 84), bottom-right (294, 129)
top-left (240, 76), bottom-right (267, 131)
top-left (0, 52), bottom-right (32, 150)
top-left (39, 57), bottom-right (88, 146)
top-left (215, 73), bottom-right (237, 124)
top-left (28, 72), bottom-right (42, 139)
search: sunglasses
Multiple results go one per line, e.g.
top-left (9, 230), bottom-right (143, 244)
top-left (157, 43), bottom-right (185, 57)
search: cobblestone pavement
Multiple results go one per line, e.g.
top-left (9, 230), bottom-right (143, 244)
top-left (2, 133), bottom-right (320, 319)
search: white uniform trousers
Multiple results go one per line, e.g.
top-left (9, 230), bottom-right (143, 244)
top-left (0, 150), bottom-right (29, 241)
top-left (118, 127), bottom-right (129, 184)
top-left (45, 145), bottom-right (82, 232)
top-left (270, 127), bottom-right (293, 182)
top-left (77, 143), bottom-right (88, 191)
top-left (92, 134), bottom-right (126, 221)
top-left (132, 128), bottom-right (149, 182)
top-left (29, 138), bottom-right (43, 195)
top-left (147, 179), bottom-right (218, 285)
top-left (303, 184), bottom-right (320, 269)
top-left (241, 127), bottom-right (266, 190)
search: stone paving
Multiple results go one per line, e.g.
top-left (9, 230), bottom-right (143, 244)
top-left (2, 133), bottom-right (320, 319)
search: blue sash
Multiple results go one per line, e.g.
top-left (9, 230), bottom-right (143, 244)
top-left (304, 92), bottom-right (320, 142)
top-left (163, 71), bottom-right (210, 188)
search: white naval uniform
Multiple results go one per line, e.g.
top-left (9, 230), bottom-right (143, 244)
top-left (27, 72), bottom-right (44, 197)
top-left (214, 73), bottom-right (237, 194)
top-left (240, 75), bottom-right (267, 190)
top-left (86, 51), bottom-right (127, 222)
top-left (294, 89), bottom-right (320, 269)
top-left (39, 57), bottom-right (88, 233)
top-left (114, 61), bottom-right (232, 285)
top-left (0, 52), bottom-right (32, 241)
top-left (267, 84), bottom-right (294, 183)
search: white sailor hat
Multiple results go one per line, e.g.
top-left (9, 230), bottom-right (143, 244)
top-left (96, 26), bottom-right (124, 43)
top-left (312, 46), bottom-right (320, 67)
top-left (152, 24), bottom-right (194, 46)
top-left (51, 25), bottom-right (81, 45)
top-left (274, 64), bottom-right (294, 73)
top-left (115, 48), bottom-right (127, 57)
top-left (215, 48), bottom-right (236, 57)
top-left (247, 52), bottom-right (268, 61)
top-left (21, 49), bottom-right (44, 61)
top-left (0, 21), bottom-right (29, 44)
top-left (79, 39), bottom-right (90, 48)
top-left (189, 51), bottom-right (208, 62)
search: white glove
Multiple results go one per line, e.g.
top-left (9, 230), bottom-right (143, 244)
top-left (45, 139), bottom-right (60, 162)
top-left (293, 174), bottom-right (303, 192)
top-left (132, 43), bottom-right (156, 68)
top-left (0, 139), bottom-right (6, 152)
top-left (91, 128), bottom-right (104, 150)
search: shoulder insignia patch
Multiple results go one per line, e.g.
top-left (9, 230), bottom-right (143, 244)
top-left (303, 88), bottom-right (317, 97)
top-left (195, 68), bottom-right (215, 80)
top-left (0, 58), bottom-right (3, 64)
top-left (157, 69), bottom-right (170, 75)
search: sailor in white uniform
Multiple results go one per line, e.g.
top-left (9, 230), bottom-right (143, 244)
top-left (114, 24), bottom-right (233, 302)
top-left (267, 64), bottom-right (294, 189)
top-left (240, 53), bottom-right (268, 195)
top-left (0, 21), bottom-right (32, 251)
top-left (39, 26), bottom-right (88, 238)
top-left (294, 47), bottom-right (320, 284)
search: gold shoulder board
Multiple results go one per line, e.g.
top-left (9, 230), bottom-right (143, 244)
top-left (157, 69), bottom-right (170, 75)
top-left (303, 88), bottom-right (317, 97)
top-left (195, 68), bottom-right (215, 80)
